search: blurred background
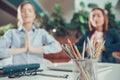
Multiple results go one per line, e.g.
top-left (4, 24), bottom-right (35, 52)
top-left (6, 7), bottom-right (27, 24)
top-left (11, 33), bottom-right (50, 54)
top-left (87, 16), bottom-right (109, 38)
top-left (0, 0), bottom-right (120, 63)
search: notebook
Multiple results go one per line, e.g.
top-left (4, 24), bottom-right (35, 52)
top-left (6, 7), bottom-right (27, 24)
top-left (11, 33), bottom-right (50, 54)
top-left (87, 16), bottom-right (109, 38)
top-left (47, 63), bottom-right (112, 72)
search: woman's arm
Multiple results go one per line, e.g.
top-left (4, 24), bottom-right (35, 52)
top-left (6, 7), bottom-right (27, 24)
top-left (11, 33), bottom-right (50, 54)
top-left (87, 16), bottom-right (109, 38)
top-left (105, 29), bottom-right (120, 52)
top-left (26, 32), bottom-right (44, 53)
top-left (0, 30), bottom-right (27, 58)
top-left (28, 29), bottom-right (62, 54)
top-left (11, 48), bottom-right (27, 55)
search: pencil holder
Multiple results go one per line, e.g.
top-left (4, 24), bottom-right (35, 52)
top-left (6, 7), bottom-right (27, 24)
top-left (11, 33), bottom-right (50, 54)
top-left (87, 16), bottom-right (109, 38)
top-left (72, 59), bottom-right (97, 80)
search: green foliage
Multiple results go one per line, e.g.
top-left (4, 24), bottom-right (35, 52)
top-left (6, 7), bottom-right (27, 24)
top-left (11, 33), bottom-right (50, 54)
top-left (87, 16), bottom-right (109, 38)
top-left (53, 4), bottom-right (61, 13)
top-left (105, 2), bottom-right (112, 11)
top-left (71, 1), bottom-right (89, 35)
top-left (0, 24), bottom-right (14, 36)
top-left (1, 2), bottom-right (118, 38)
top-left (88, 3), bottom-right (98, 8)
top-left (80, 2), bottom-right (85, 8)
top-left (105, 2), bottom-right (118, 29)
top-left (50, 4), bottom-right (68, 37)
top-left (33, 1), bottom-right (119, 38)
top-left (71, 11), bottom-right (89, 33)
top-left (71, 1), bottom-right (119, 37)
top-left (35, 13), bottom-right (50, 28)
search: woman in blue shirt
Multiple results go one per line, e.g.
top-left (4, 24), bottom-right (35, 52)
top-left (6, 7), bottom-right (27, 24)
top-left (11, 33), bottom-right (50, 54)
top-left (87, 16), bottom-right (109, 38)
top-left (0, 2), bottom-right (62, 66)
top-left (75, 8), bottom-right (120, 63)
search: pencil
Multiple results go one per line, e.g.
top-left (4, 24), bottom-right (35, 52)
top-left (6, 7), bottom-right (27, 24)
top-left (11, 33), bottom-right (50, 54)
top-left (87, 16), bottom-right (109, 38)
top-left (64, 44), bottom-right (74, 59)
top-left (61, 44), bottom-right (73, 59)
top-left (38, 73), bottom-right (68, 78)
top-left (82, 41), bottom-right (86, 59)
top-left (67, 39), bottom-right (78, 59)
top-left (75, 60), bottom-right (89, 80)
top-left (73, 44), bottom-right (82, 59)
top-left (94, 41), bottom-right (105, 59)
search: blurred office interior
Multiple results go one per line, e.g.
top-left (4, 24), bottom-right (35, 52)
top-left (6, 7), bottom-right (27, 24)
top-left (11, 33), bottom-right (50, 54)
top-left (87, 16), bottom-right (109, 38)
top-left (0, 0), bottom-right (120, 63)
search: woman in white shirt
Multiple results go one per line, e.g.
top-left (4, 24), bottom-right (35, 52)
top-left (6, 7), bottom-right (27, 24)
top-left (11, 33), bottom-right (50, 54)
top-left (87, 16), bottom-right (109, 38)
top-left (0, 2), bottom-right (62, 67)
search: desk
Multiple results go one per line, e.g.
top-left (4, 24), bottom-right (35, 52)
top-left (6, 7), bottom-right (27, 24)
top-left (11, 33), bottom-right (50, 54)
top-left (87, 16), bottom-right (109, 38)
top-left (0, 63), bottom-right (120, 80)
top-left (99, 63), bottom-right (120, 80)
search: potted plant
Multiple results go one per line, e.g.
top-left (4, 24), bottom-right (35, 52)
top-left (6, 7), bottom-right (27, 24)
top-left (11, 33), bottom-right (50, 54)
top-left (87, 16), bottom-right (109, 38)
top-left (0, 23), bottom-right (14, 36)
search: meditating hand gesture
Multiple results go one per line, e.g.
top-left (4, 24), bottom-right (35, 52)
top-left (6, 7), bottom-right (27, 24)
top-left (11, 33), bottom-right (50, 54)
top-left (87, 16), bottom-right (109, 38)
top-left (24, 32), bottom-right (44, 54)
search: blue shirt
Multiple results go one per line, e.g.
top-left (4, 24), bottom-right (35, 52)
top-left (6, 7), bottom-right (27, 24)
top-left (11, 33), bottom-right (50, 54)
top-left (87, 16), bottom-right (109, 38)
top-left (0, 26), bottom-right (62, 67)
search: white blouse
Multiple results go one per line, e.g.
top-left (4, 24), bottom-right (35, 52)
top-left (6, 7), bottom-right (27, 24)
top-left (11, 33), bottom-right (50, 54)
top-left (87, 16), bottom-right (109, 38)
top-left (91, 31), bottom-right (103, 62)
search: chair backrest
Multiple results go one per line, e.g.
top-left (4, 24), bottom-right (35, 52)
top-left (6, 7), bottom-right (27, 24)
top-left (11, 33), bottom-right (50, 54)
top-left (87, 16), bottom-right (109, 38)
top-left (112, 52), bottom-right (120, 63)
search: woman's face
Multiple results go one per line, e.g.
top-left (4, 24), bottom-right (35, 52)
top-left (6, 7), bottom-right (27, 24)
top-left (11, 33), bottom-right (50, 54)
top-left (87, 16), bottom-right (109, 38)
top-left (21, 3), bottom-right (36, 24)
top-left (90, 9), bottom-right (104, 28)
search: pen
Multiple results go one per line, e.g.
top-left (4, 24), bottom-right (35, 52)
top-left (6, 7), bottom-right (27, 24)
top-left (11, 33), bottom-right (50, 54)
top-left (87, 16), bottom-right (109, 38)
top-left (37, 73), bottom-right (68, 78)
top-left (82, 41), bottom-right (86, 59)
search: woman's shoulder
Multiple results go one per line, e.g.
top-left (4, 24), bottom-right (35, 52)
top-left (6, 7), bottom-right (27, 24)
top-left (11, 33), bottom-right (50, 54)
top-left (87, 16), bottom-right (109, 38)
top-left (86, 30), bottom-right (90, 33)
top-left (37, 28), bottom-right (50, 36)
top-left (37, 28), bottom-right (48, 33)
top-left (107, 28), bottom-right (119, 36)
top-left (5, 29), bottom-right (17, 34)
top-left (38, 28), bottom-right (46, 32)
top-left (2, 29), bottom-right (17, 37)
top-left (84, 30), bottom-right (90, 35)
